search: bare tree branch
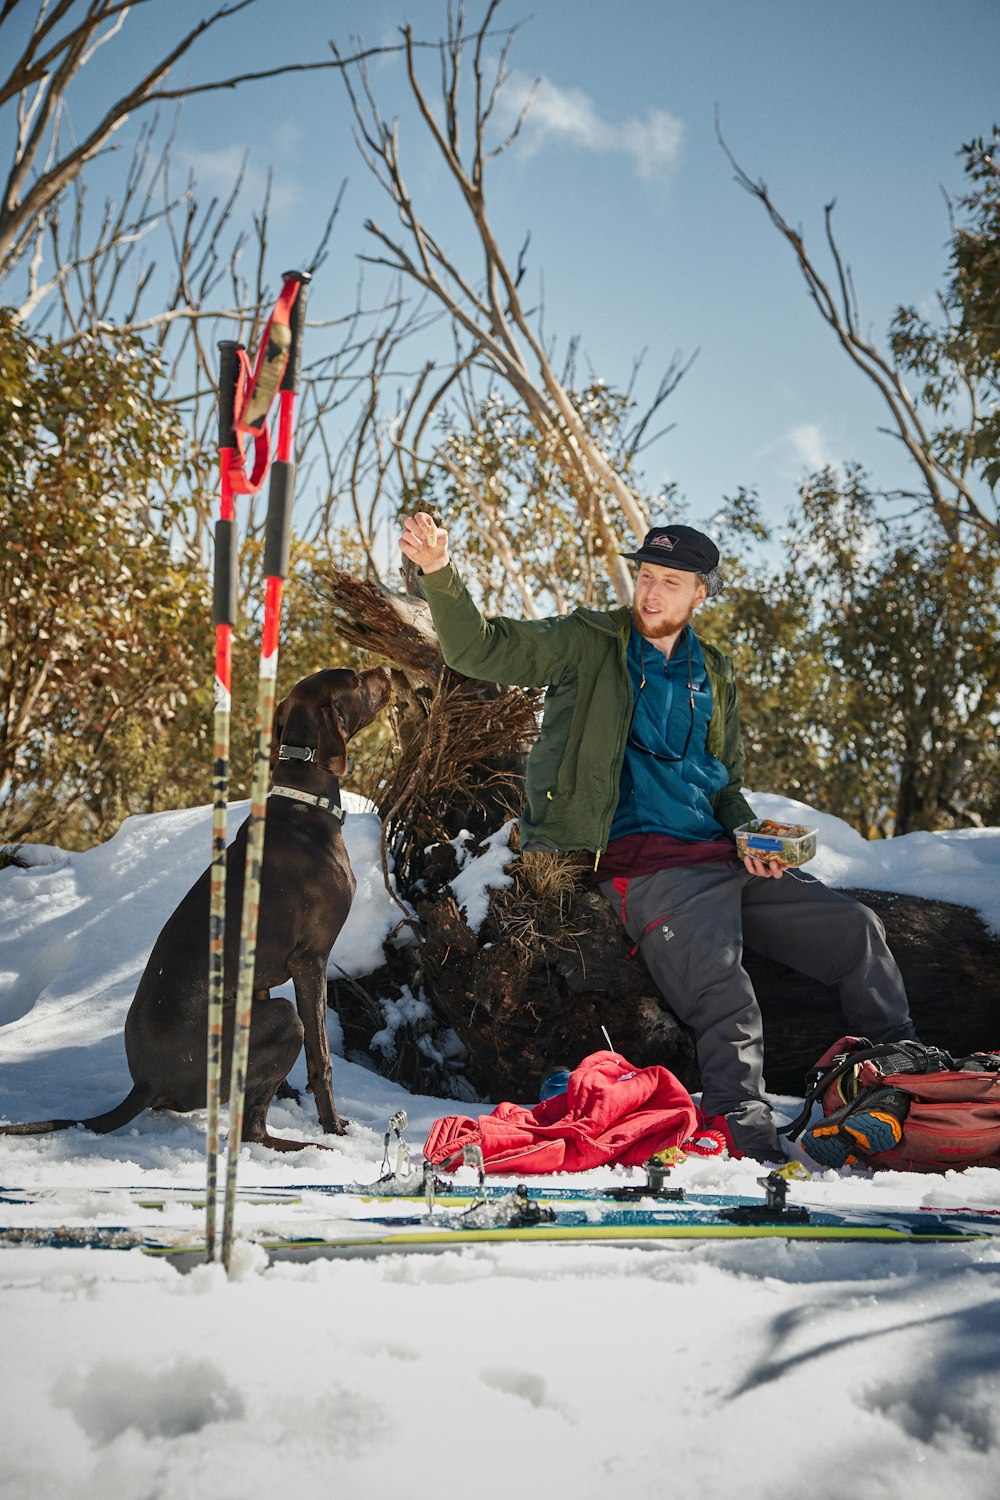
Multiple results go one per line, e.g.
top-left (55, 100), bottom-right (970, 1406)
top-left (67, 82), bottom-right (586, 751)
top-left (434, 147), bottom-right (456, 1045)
top-left (717, 116), bottom-right (996, 542)
top-left (0, 1), bottom-right (418, 276)
top-left (334, 8), bottom-right (685, 603)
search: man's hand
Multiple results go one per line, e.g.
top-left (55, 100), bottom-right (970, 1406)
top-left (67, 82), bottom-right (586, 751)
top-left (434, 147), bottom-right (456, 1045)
top-left (743, 854), bottom-right (784, 880)
top-left (399, 511), bottom-right (449, 574)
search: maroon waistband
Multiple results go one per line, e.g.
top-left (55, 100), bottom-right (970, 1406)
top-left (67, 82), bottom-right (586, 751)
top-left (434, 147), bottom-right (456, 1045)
top-left (594, 832), bottom-right (738, 882)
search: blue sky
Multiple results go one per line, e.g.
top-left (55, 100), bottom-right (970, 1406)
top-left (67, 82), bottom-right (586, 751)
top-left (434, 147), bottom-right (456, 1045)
top-left (6, 0), bottom-right (998, 537)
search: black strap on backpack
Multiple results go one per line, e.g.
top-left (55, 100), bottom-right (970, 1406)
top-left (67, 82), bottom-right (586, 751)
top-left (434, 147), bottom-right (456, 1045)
top-left (780, 1040), bottom-right (957, 1142)
top-left (955, 1051), bottom-right (1000, 1073)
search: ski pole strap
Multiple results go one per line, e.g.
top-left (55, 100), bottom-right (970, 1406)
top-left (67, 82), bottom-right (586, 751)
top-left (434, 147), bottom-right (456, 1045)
top-left (236, 273), bottom-right (304, 435)
top-left (222, 345), bottom-right (271, 495)
top-left (262, 271), bottom-right (310, 579)
top-left (219, 272), bottom-right (306, 497)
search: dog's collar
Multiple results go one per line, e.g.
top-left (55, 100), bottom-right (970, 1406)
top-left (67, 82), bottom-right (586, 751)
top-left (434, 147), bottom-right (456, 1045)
top-left (269, 785), bottom-right (346, 822)
top-left (278, 743), bottom-right (316, 763)
top-left (278, 743), bottom-right (355, 775)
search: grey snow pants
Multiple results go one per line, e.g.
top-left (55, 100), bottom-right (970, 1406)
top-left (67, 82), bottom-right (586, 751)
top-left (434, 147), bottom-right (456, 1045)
top-left (599, 863), bottom-right (917, 1158)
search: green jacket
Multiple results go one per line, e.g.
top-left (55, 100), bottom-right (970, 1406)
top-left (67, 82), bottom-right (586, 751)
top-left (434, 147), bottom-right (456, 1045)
top-left (420, 562), bottom-right (755, 857)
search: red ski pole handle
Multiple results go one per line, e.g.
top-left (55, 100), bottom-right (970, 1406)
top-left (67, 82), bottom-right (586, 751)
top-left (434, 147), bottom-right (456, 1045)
top-left (263, 270), bottom-right (310, 582)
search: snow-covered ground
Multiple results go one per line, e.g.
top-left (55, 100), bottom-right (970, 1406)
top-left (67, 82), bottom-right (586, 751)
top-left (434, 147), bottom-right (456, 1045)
top-left (1, 796), bottom-right (999, 1500)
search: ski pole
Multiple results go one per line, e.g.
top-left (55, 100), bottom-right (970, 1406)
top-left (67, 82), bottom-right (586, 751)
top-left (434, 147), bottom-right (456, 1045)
top-left (206, 278), bottom-right (299, 1262)
top-left (220, 269), bottom-right (310, 1272)
top-left (206, 333), bottom-right (278, 1262)
top-left (205, 339), bottom-right (243, 1264)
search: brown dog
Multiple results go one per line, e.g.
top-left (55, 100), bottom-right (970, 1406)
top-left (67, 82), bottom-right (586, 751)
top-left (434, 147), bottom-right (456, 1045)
top-left (0, 667), bottom-right (392, 1151)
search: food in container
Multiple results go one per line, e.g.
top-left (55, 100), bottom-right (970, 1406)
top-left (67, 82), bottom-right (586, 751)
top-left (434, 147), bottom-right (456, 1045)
top-left (734, 818), bottom-right (818, 868)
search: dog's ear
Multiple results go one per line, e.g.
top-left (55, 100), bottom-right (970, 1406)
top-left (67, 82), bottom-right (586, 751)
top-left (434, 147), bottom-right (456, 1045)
top-left (270, 694), bottom-right (289, 773)
top-left (317, 702), bottom-right (350, 777)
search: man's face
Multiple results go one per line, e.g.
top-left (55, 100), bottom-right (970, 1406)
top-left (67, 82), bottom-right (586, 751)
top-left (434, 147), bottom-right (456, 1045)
top-left (632, 563), bottom-right (707, 642)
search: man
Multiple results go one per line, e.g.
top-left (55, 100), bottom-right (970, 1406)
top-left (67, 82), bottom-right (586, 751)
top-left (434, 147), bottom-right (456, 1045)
top-left (399, 513), bottom-right (918, 1162)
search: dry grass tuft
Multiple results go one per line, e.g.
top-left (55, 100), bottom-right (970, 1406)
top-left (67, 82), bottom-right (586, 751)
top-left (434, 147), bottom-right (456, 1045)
top-left (491, 842), bottom-right (593, 965)
top-left (517, 845), bottom-right (593, 904)
top-left (379, 670), bottom-right (540, 883)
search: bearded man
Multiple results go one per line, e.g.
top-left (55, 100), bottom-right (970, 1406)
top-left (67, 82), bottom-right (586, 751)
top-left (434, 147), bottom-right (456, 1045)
top-left (399, 515), bottom-right (918, 1162)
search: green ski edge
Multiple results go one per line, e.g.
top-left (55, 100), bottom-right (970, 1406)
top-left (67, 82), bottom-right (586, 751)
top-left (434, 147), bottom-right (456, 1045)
top-left (141, 1218), bottom-right (992, 1264)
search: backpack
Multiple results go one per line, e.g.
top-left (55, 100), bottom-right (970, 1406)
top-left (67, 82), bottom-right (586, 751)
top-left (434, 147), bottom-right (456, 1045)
top-left (782, 1035), bottom-right (1000, 1172)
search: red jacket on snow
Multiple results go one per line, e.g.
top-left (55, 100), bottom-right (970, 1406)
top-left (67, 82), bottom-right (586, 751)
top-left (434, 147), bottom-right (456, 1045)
top-left (424, 1049), bottom-right (699, 1174)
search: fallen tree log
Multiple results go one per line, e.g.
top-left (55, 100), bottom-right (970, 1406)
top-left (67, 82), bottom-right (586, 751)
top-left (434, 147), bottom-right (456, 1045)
top-left (331, 852), bottom-right (1000, 1104)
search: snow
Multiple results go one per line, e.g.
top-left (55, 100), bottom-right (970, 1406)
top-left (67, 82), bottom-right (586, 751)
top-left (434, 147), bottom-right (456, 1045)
top-left (2, 796), bottom-right (1000, 1499)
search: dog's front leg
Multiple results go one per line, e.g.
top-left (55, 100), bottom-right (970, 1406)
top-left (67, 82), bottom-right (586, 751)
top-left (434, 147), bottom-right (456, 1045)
top-left (288, 956), bottom-right (346, 1134)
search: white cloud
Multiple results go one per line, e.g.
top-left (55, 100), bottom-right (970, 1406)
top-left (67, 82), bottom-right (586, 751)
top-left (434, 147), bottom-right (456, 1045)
top-left (752, 423), bottom-right (844, 489)
top-left (784, 423), bottom-right (838, 473)
top-left (501, 69), bottom-right (683, 180)
top-left (181, 144), bottom-right (301, 216)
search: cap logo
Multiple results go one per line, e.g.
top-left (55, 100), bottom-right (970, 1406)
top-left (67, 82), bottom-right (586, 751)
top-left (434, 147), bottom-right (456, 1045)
top-left (651, 533), bottom-right (677, 551)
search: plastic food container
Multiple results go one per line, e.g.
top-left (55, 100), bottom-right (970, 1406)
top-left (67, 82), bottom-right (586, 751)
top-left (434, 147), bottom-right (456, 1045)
top-left (734, 819), bottom-right (818, 868)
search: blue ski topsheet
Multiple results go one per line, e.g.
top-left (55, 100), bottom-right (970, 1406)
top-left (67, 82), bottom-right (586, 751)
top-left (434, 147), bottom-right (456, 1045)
top-left (3, 1177), bottom-right (1000, 1253)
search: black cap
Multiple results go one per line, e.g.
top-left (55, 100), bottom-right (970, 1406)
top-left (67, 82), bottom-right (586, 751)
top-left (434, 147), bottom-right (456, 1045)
top-left (621, 525), bottom-right (720, 575)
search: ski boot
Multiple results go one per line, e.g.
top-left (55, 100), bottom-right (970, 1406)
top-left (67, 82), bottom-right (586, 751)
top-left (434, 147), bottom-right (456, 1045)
top-left (802, 1086), bottom-right (911, 1168)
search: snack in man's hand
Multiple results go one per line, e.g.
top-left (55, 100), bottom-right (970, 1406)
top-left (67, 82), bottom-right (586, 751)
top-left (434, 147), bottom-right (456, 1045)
top-left (734, 819), bottom-right (818, 868)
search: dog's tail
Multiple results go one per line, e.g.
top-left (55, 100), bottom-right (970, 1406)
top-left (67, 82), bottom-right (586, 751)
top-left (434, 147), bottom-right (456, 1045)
top-left (0, 1083), bottom-right (155, 1137)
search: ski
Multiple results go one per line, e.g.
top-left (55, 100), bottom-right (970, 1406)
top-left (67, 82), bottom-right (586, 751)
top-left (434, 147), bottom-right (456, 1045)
top-left (0, 1185), bottom-right (306, 1210)
top-left (0, 1225), bottom-right (176, 1251)
top-left (221, 1217), bottom-right (997, 1260)
top-left (0, 1179), bottom-right (691, 1208)
top-left (1, 1210), bottom-right (991, 1261)
top-left (3, 1184), bottom-right (999, 1262)
top-left (1, 1219), bottom-right (993, 1258)
top-left (177, 1177), bottom-right (1000, 1260)
top-left (4, 1176), bottom-right (1000, 1216)
top-left (0, 1180), bottom-right (806, 1212)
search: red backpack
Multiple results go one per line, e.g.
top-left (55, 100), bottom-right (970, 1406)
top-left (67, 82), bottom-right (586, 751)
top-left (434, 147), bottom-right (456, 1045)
top-left (783, 1036), bottom-right (1000, 1172)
